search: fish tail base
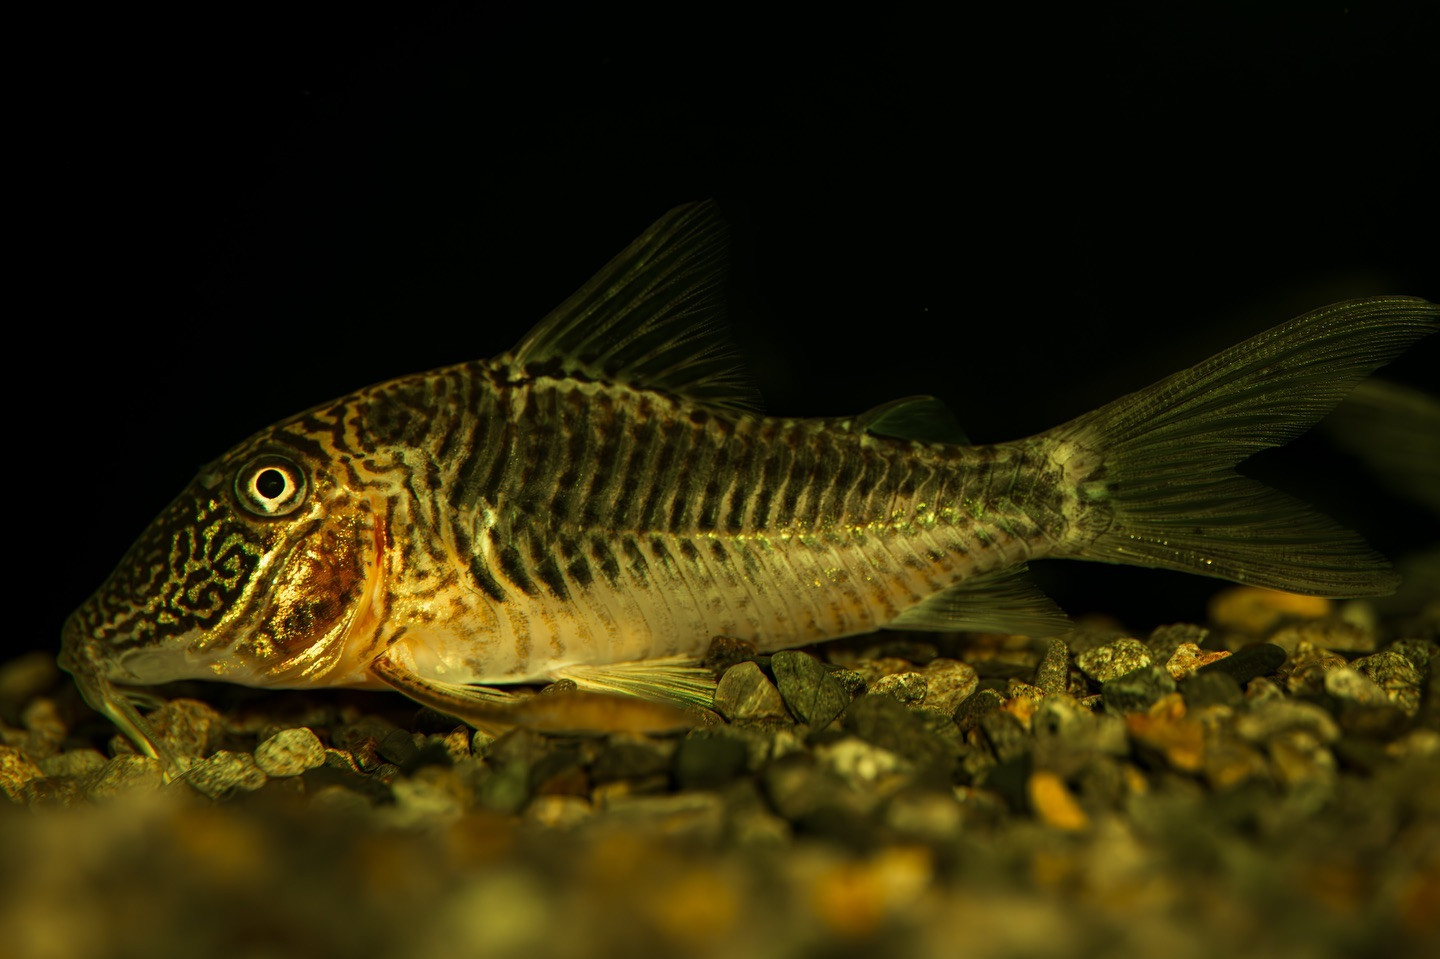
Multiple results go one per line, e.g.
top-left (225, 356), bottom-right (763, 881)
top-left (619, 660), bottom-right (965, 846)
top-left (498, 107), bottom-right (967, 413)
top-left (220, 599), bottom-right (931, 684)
top-left (1052, 296), bottom-right (1438, 597)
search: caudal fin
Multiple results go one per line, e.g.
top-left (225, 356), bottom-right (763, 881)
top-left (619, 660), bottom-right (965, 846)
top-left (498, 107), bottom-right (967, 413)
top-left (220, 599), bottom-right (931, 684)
top-left (1053, 296), bottom-right (1438, 596)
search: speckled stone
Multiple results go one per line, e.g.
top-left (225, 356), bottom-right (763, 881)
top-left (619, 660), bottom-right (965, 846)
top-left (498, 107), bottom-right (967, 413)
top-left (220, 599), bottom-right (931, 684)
top-left (842, 694), bottom-right (955, 769)
top-left (1324, 666), bottom-right (1389, 706)
top-left (161, 698), bottom-right (227, 759)
top-left (1352, 651), bottom-right (1423, 716)
top-left (1387, 638), bottom-right (1435, 671)
top-left (713, 662), bottom-right (790, 722)
top-left (1281, 644), bottom-right (1348, 697)
top-left (770, 651), bottom-right (850, 730)
top-left (1076, 638), bottom-right (1152, 683)
top-left (978, 709), bottom-right (1031, 763)
top-left (0, 745), bottom-right (44, 800)
top-left (186, 750), bottom-right (268, 799)
top-left (85, 755), bottom-right (165, 799)
top-left (1325, 666), bottom-right (1408, 734)
top-left (1033, 640), bottom-right (1070, 696)
top-left (954, 688), bottom-right (1006, 730)
top-left (869, 672), bottom-right (927, 705)
top-left (1146, 623), bottom-right (1211, 661)
top-left (1165, 643), bottom-right (1231, 680)
top-left (921, 658), bottom-right (979, 712)
top-left (254, 727), bottom-right (327, 777)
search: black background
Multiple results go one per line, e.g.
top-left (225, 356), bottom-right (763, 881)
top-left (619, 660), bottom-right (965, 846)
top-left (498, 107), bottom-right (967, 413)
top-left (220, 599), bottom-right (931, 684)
top-left (28, 2), bottom-right (1438, 662)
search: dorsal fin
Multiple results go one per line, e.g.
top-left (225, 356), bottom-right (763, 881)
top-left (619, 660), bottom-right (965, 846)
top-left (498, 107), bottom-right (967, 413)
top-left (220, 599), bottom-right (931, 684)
top-left (886, 566), bottom-right (1071, 636)
top-left (500, 202), bottom-right (763, 412)
top-left (856, 395), bottom-right (969, 444)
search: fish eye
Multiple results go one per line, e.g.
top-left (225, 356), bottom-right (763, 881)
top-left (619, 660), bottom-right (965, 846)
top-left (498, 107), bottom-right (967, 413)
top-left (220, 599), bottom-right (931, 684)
top-left (234, 455), bottom-right (308, 517)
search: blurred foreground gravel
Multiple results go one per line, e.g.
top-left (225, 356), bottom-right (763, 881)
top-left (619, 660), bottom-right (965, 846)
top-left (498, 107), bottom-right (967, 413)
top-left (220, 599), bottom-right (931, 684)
top-left (4, 586), bottom-right (1438, 959)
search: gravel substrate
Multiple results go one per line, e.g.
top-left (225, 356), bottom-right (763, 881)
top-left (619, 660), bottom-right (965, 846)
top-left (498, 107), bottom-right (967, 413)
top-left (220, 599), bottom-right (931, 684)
top-left (3, 586), bottom-right (1438, 959)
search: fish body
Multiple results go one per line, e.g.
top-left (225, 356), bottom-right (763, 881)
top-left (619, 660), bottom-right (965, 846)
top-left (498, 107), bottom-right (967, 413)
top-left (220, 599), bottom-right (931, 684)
top-left (61, 203), bottom-right (1438, 762)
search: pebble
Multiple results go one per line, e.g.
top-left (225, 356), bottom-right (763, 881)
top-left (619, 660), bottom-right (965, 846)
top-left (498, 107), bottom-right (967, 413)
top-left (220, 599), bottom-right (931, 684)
top-left (253, 727), bottom-right (327, 777)
top-left (883, 789), bottom-right (964, 841)
top-left (18, 698), bottom-right (67, 758)
top-left (954, 688), bottom-right (1006, 730)
top-left (524, 794), bottom-right (593, 828)
top-left (598, 791), bottom-right (728, 842)
top-left (1201, 737), bottom-right (1271, 790)
top-left (1208, 586), bottom-right (1331, 635)
top-left (673, 734), bottom-right (749, 790)
top-left (1145, 623), bottom-right (1211, 662)
top-left (1100, 665), bottom-right (1176, 715)
top-left (920, 658), bottom-right (979, 712)
top-left (1181, 671), bottom-right (1243, 709)
top-left (1281, 644), bottom-right (1348, 697)
top-left (1352, 651), bottom-right (1423, 716)
top-left (1199, 643), bottom-right (1286, 685)
top-left (1126, 695), bottom-right (1204, 772)
top-left (1075, 638), bottom-right (1152, 682)
top-left (119, 698), bottom-right (225, 760)
top-left (869, 672), bottom-right (927, 705)
top-left (1235, 700), bottom-right (1340, 744)
top-left (816, 736), bottom-right (908, 786)
top-left (591, 735), bottom-right (676, 782)
top-left (702, 635), bottom-right (759, 675)
top-left (979, 709), bottom-right (1031, 764)
top-left (1325, 666), bottom-right (1408, 735)
top-left (0, 651), bottom-right (59, 721)
top-left (1164, 643), bottom-right (1231, 680)
top-left (1323, 666), bottom-right (1390, 707)
top-left (841, 693), bottom-right (954, 769)
top-left (185, 750), bottom-right (268, 799)
top-left (1032, 639), bottom-right (1070, 696)
top-left (1270, 620), bottom-right (1376, 655)
top-left (38, 748), bottom-right (109, 779)
top-left (388, 766), bottom-right (470, 825)
top-left (85, 755), bottom-right (166, 799)
top-left (770, 650), bottom-right (850, 730)
top-left (0, 744), bottom-right (44, 800)
top-left (712, 662), bottom-right (790, 722)
top-left (1387, 638), bottom-right (1435, 670)
top-left (1028, 770), bottom-right (1090, 830)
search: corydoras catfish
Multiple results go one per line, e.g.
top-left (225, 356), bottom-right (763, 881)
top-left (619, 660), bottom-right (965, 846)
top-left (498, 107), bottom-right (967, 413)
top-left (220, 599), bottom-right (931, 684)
top-left (60, 202), bottom-right (1438, 768)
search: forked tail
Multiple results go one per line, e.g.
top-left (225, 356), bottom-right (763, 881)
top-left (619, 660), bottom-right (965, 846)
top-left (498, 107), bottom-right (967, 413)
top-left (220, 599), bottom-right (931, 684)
top-left (1052, 296), bottom-right (1438, 596)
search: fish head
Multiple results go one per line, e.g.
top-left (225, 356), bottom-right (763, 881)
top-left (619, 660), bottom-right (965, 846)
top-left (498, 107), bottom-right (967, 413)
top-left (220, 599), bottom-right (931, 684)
top-left (60, 424), bottom-right (386, 760)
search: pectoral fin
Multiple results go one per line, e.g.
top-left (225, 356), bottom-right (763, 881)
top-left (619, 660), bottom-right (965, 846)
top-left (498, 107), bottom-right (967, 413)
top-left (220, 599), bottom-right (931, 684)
top-left (368, 648), bottom-right (700, 736)
top-left (554, 656), bottom-right (717, 711)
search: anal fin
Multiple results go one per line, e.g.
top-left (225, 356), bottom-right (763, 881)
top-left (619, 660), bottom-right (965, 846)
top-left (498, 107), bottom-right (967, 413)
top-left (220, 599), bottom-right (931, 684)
top-left (886, 565), bottom-right (1071, 636)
